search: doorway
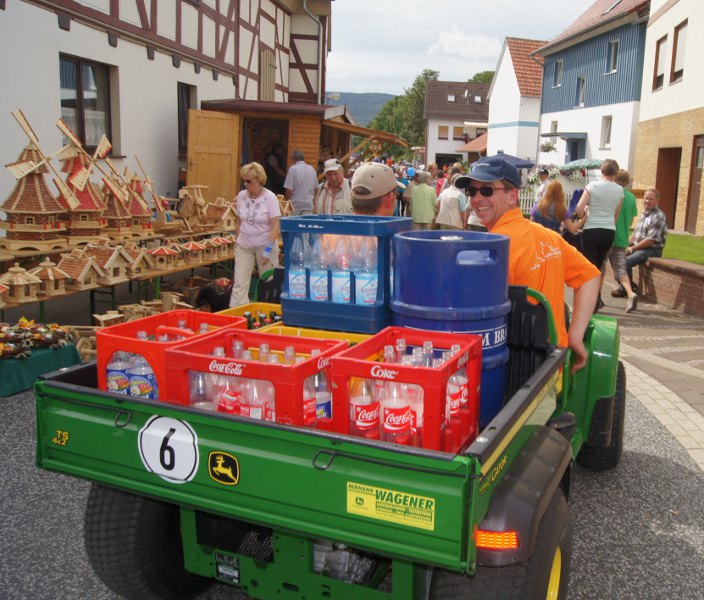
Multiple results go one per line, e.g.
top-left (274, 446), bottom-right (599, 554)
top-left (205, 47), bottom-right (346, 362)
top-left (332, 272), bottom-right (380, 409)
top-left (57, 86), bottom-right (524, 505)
top-left (655, 147), bottom-right (681, 227)
top-left (685, 136), bottom-right (703, 234)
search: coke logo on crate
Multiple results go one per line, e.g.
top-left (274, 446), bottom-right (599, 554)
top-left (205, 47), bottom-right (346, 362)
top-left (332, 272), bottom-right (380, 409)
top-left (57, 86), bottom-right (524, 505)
top-left (208, 360), bottom-right (245, 376)
top-left (370, 365), bottom-right (398, 380)
top-left (317, 356), bottom-right (330, 370)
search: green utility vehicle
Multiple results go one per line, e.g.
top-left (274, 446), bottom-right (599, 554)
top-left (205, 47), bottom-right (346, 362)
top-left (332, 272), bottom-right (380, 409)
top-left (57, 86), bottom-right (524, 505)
top-left (35, 288), bottom-right (625, 600)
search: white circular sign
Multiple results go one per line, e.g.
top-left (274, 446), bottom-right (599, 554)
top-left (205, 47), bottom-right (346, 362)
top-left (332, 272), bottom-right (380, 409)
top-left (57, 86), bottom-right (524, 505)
top-left (138, 416), bottom-right (199, 483)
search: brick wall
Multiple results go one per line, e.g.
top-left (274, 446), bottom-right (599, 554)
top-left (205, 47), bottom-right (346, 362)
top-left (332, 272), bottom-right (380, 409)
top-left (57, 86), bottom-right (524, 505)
top-left (635, 258), bottom-right (704, 318)
top-left (632, 107), bottom-right (704, 235)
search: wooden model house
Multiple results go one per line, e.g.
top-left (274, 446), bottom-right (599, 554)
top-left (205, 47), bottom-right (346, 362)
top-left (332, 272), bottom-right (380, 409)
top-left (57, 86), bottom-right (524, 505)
top-left (101, 177), bottom-right (134, 240)
top-left (199, 237), bottom-right (220, 261)
top-left (0, 263), bottom-right (43, 303)
top-left (210, 236), bottom-right (233, 259)
top-left (167, 243), bottom-right (187, 267)
top-left (29, 259), bottom-right (71, 297)
top-left (0, 283), bottom-right (9, 309)
top-left (57, 248), bottom-right (106, 291)
top-left (179, 240), bottom-right (206, 264)
top-left (1, 143), bottom-right (68, 251)
top-left (57, 153), bottom-right (108, 244)
top-left (218, 202), bottom-right (238, 231)
top-left (147, 246), bottom-right (180, 271)
top-left (122, 241), bottom-right (154, 278)
top-left (126, 174), bottom-right (155, 237)
top-left (83, 239), bottom-right (134, 285)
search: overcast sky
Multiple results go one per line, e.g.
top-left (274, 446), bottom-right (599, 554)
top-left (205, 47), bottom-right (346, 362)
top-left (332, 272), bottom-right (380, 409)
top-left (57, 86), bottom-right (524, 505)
top-left (326, 0), bottom-right (595, 95)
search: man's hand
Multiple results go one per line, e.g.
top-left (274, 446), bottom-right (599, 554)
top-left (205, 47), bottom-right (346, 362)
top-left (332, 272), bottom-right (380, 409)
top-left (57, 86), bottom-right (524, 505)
top-left (569, 338), bottom-right (588, 374)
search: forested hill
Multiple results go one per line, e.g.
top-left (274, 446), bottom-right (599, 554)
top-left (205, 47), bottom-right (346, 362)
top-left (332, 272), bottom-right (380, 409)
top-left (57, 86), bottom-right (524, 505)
top-left (326, 92), bottom-right (395, 126)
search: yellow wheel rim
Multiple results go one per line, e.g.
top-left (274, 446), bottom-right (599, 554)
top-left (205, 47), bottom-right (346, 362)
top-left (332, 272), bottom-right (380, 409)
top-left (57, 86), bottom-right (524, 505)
top-left (546, 546), bottom-right (562, 599)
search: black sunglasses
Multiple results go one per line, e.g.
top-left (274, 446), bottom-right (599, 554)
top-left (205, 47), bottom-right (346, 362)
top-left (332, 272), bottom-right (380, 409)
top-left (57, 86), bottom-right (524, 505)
top-left (466, 186), bottom-right (508, 197)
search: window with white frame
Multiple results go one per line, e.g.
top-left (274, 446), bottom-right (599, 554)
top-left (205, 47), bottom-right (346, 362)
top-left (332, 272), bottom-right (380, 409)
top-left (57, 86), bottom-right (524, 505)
top-left (653, 35), bottom-right (668, 90)
top-left (575, 77), bottom-right (586, 107)
top-left (600, 116), bottom-right (612, 148)
top-left (59, 55), bottom-right (112, 151)
top-left (670, 20), bottom-right (687, 83)
top-left (448, 94), bottom-right (455, 102)
top-left (607, 40), bottom-right (619, 73)
top-left (553, 60), bottom-right (563, 87)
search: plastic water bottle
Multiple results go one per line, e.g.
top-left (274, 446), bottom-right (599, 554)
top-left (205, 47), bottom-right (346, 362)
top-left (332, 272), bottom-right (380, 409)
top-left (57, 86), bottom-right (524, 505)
top-left (349, 377), bottom-right (379, 438)
top-left (309, 235), bottom-right (329, 302)
top-left (198, 322), bottom-right (210, 335)
top-left (283, 345), bottom-right (297, 365)
top-left (241, 377), bottom-right (267, 421)
top-left (354, 236), bottom-right (378, 305)
top-left (380, 377), bottom-right (411, 445)
top-left (262, 240), bottom-right (275, 259)
top-left (189, 370), bottom-right (211, 410)
top-left (232, 339), bottom-right (245, 359)
top-left (288, 235), bottom-right (307, 299)
top-left (299, 356), bottom-right (318, 427)
top-left (395, 338), bottom-right (407, 363)
top-left (128, 331), bottom-right (158, 400)
top-left (311, 349), bottom-right (332, 420)
top-left (106, 351), bottom-right (131, 395)
top-left (206, 346), bottom-right (226, 400)
top-left (451, 343), bottom-right (470, 413)
top-left (331, 236), bottom-right (351, 304)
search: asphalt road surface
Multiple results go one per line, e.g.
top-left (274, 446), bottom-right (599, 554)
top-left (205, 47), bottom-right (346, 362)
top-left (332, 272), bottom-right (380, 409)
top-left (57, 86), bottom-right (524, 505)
top-left (2, 387), bottom-right (703, 600)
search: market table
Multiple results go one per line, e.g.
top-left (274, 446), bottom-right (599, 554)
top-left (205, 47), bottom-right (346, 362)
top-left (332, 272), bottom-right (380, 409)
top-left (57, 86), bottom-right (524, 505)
top-left (0, 344), bottom-right (81, 397)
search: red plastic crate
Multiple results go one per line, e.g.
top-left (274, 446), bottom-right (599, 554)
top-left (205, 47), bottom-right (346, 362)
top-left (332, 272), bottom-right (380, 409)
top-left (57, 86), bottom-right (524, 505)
top-left (163, 330), bottom-right (348, 426)
top-left (96, 310), bottom-right (247, 399)
top-left (330, 327), bottom-right (482, 453)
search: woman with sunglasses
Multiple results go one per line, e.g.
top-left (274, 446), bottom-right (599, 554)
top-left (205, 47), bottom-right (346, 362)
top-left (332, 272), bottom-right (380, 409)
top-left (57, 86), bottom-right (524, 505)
top-left (229, 162), bottom-right (281, 307)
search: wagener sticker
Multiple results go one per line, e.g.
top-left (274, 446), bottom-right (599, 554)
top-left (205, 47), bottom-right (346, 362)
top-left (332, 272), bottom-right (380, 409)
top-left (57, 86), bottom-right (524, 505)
top-left (346, 482), bottom-right (435, 531)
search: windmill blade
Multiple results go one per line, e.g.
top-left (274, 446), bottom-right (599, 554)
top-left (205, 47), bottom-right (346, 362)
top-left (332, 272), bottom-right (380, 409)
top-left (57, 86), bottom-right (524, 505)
top-left (6, 160), bottom-right (40, 179)
top-left (103, 176), bottom-right (128, 205)
top-left (135, 155), bottom-right (164, 214)
top-left (71, 135), bottom-right (112, 191)
top-left (11, 109), bottom-right (40, 145)
top-left (94, 135), bottom-right (112, 159)
top-left (69, 167), bottom-right (90, 191)
top-left (53, 176), bottom-right (81, 210)
top-left (56, 118), bottom-right (83, 147)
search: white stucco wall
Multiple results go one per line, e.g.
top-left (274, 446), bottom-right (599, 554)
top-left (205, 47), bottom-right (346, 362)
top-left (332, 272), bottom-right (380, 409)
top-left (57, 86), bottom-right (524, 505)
top-left (639, 0), bottom-right (704, 121)
top-left (537, 102), bottom-right (639, 172)
top-left (0, 0), bottom-right (237, 219)
top-left (426, 117), bottom-right (479, 165)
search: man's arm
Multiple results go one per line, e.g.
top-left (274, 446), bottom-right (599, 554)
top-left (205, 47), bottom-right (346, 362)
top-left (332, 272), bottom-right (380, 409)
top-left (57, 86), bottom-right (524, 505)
top-left (567, 275), bottom-right (600, 373)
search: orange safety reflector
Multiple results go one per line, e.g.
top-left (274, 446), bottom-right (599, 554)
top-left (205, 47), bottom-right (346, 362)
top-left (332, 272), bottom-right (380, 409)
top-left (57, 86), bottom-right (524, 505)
top-left (475, 530), bottom-right (519, 550)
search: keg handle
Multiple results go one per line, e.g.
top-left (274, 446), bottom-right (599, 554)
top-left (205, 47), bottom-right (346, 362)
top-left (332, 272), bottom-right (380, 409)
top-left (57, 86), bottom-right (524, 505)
top-left (456, 249), bottom-right (497, 266)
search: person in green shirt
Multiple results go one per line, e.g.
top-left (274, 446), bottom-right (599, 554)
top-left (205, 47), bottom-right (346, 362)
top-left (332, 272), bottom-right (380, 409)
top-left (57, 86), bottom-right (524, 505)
top-left (409, 171), bottom-right (437, 230)
top-left (608, 169), bottom-right (639, 312)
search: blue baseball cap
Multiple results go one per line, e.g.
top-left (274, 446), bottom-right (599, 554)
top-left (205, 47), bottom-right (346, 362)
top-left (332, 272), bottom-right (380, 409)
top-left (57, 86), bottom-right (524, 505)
top-left (455, 155), bottom-right (522, 189)
top-left (406, 167), bottom-right (416, 177)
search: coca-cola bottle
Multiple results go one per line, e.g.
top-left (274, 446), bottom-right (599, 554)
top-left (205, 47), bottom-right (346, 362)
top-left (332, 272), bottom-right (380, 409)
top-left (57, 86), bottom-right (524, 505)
top-left (375, 344), bottom-right (396, 397)
top-left (380, 377), bottom-right (411, 445)
top-left (311, 349), bottom-right (332, 420)
top-left (349, 377), bottom-right (379, 439)
top-left (451, 343), bottom-right (472, 442)
top-left (189, 370), bottom-right (211, 410)
top-left (298, 356), bottom-right (317, 427)
top-left (402, 355), bottom-right (424, 447)
top-left (262, 354), bottom-right (279, 421)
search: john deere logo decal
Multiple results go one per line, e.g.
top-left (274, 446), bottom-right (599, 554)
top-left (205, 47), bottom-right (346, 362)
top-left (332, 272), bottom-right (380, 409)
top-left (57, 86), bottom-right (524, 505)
top-left (208, 451), bottom-right (240, 486)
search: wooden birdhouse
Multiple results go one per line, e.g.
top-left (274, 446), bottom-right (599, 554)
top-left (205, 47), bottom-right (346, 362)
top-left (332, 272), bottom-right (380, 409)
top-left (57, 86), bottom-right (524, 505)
top-left (180, 240), bottom-right (206, 264)
top-left (167, 243), bottom-right (187, 267)
top-left (28, 258), bottom-right (71, 297)
top-left (100, 176), bottom-right (134, 240)
top-left (218, 202), bottom-right (238, 232)
top-left (0, 263), bottom-right (43, 303)
top-left (57, 248), bottom-right (106, 291)
top-left (83, 239), bottom-right (134, 285)
top-left (147, 245), bottom-right (180, 270)
top-left (1, 143), bottom-right (68, 251)
top-left (56, 151), bottom-right (108, 244)
top-left (209, 236), bottom-right (233, 259)
top-left (122, 241), bottom-right (154, 277)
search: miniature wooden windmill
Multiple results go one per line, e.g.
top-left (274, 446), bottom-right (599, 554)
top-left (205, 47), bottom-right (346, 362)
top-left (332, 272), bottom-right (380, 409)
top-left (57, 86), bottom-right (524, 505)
top-left (100, 174), bottom-right (134, 240)
top-left (135, 156), bottom-right (183, 234)
top-left (1, 110), bottom-right (73, 251)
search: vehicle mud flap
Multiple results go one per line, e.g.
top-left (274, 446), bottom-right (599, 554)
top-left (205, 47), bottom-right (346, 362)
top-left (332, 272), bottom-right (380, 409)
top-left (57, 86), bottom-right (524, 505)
top-left (584, 395), bottom-right (615, 447)
top-left (476, 426), bottom-right (571, 567)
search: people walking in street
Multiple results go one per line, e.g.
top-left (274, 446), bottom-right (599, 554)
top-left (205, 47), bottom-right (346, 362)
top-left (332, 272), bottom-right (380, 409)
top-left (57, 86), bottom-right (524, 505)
top-left (409, 171), bottom-right (437, 230)
top-left (229, 162), bottom-right (281, 307)
top-left (574, 159), bottom-right (624, 311)
top-left (264, 142), bottom-right (287, 195)
top-left (608, 169), bottom-right (640, 312)
top-left (434, 171), bottom-right (466, 230)
top-left (313, 158), bottom-right (353, 215)
top-left (455, 154), bottom-right (600, 372)
top-left (283, 149), bottom-right (317, 215)
top-left (531, 180), bottom-right (588, 235)
top-left (400, 167), bottom-right (417, 216)
top-left (349, 161), bottom-right (402, 216)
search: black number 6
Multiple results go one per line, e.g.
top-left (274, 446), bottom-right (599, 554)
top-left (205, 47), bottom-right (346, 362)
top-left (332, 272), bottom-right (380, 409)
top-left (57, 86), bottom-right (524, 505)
top-left (160, 428), bottom-right (176, 470)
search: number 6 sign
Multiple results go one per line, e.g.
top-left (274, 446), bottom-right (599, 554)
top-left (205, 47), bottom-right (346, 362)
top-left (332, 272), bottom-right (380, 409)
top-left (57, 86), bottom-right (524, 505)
top-left (138, 416), bottom-right (199, 483)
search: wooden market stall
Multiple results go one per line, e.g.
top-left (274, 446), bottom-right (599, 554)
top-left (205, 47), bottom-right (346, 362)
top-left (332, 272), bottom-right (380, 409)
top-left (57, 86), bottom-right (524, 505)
top-left (186, 100), bottom-right (408, 202)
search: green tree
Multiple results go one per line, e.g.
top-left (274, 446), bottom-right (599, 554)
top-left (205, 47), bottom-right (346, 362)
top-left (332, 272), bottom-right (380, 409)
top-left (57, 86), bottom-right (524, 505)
top-left (469, 70), bottom-right (494, 84)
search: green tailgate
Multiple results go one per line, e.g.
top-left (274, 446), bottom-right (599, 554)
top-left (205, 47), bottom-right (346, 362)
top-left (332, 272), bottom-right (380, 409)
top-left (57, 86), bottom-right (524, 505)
top-left (36, 368), bottom-right (478, 571)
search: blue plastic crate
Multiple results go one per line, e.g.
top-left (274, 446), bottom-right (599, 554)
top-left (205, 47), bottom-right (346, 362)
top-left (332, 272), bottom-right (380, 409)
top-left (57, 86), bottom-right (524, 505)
top-left (280, 215), bottom-right (412, 334)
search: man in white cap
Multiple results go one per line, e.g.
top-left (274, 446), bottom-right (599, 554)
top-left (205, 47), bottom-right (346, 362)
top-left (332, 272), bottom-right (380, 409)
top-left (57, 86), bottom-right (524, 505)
top-left (313, 158), bottom-right (353, 215)
top-left (350, 162), bottom-right (404, 216)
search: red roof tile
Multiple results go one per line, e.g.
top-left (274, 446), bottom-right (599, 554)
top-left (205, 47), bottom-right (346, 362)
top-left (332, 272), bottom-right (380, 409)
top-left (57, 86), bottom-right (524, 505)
top-left (506, 38), bottom-right (547, 98)
top-left (423, 81), bottom-right (490, 120)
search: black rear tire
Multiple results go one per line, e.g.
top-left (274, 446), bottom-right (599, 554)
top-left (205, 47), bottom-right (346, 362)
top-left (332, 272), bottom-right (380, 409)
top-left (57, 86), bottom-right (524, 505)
top-left (576, 360), bottom-right (626, 470)
top-left (84, 483), bottom-right (211, 600)
top-left (430, 488), bottom-right (571, 600)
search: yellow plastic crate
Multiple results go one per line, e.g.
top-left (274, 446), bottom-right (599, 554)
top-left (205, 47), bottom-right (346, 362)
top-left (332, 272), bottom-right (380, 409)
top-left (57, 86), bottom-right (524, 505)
top-left (217, 302), bottom-right (282, 319)
top-left (257, 324), bottom-right (371, 346)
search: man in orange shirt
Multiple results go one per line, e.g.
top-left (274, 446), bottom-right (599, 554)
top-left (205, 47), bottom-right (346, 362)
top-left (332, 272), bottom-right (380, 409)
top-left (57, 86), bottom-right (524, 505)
top-left (456, 155), bottom-right (600, 372)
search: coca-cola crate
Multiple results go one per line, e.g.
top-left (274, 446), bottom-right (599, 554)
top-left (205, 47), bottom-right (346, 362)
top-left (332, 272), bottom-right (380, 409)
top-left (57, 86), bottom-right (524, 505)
top-left (163, 330), bottom-right (348, 427)
top-left (279, 215), bottom-right (412, 334)
top-left (96, 310), bottom-right (247, 400)
top-left (330, 327), bottom-right (482, 453)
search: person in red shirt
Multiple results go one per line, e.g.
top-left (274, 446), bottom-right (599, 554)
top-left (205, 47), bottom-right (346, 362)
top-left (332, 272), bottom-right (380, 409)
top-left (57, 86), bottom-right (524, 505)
top-left (455, 155), bottom-right (600, 372)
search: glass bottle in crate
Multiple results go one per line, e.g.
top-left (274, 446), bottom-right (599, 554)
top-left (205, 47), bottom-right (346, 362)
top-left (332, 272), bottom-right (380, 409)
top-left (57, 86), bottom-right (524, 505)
top-left (241, 377), bottom-right (267, 421)
top-left (451, 343), bottom-right (470, 416)
top-left (283, 345), bottom-right (297, 366)
top-left (128, 330), bottom-right (158, 400)
top-left (299, 356), bottom-right (318, 427)
top-left (349, 377), bottom-right (379, 439)
top-left (212, 347), bottom-right (242, 415)
top-left (331, 235), bottom-right (351, 304)
top-left (380, 375), bottom-right (411, 445)
top-left (402, 355), bottom-right (424, 447)
top-left (288, 234), bottom-right (307, 299)
top-left (189, 370), bottom-right (211, 410)
top-left (311, 349), bottom-right (332, 420)
top-left (354, 236), bottom-right (378, 305)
